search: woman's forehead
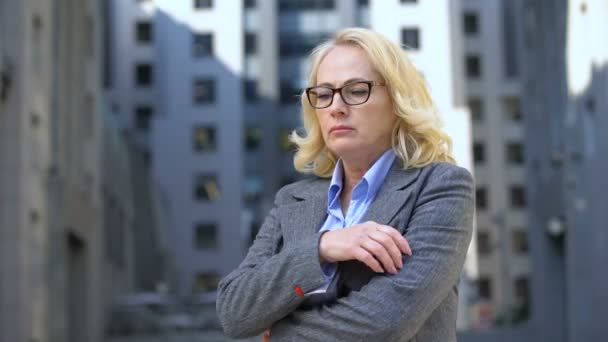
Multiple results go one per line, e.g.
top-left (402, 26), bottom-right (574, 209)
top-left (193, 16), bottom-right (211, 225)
top-left (316, 45), bottom-right (377, 85)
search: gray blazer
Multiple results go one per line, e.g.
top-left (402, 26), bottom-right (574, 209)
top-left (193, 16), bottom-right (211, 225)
top-left (217, 161), bottom-right (474, 341)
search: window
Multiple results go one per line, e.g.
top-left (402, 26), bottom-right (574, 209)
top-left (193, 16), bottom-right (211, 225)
top-left (468, 98), bottom-right (483, 121)
top-left (278, 0), bottom-right (334, 11)
top-left (244, 175), bottom-right (263, 203)
top-left (473, 142), bottom-right (485, 163)
top-left (194, 223), bottom-right (217, 249)
top-left (194, 0), bottom-right (213, 9)
top-left (193, 33), bottom-right (213, 57)
top-left (280, 81), bottom-right (300, 104)
top-left (463, 12), bottom-right (479, 35)
top-left (400, 0), bottom-right (417, 3)
top-left (510, 186), bottom-right (526, 208)
top-left (193, 78), bottom-right (215, 104)
top-left (244, 33), bottom-right (257, 55)
top-left (135, 106), bottom-right (153, 131)
top-left (357, 0), bottom-right (369, 5)
top-left (135, 21), bottom-right (152, 43)
top-left (477, 231), bottom-right (491, 255)
top-left (193, 126), bottom-right (216, 152)
top-left (476, 187), bottom-right (487, 210)
top-left (245, 127), bottom-right (262, 151)
top-left (194, 272), bottom-right (220, 293)
top-left (502, 0), bottom-right (519, 78)
top-left (401, 28), bottom-right (420, 50)
top-left (514, 276), bottom-right (529, 301)
top-left (244, 0), bottom-right (256, 9)
top-left (134, 63), bottom-right (153, 86)
top-left (194, 173), bottom-right (220, 201)
top-left (280, 128), bottom-right (294, 152)
top-left (279, 33), bottom-right (328, 57)
top-left (512, 230), bottom-right (529, 254)
top-left (478, 277), bottom-right (492, 300)
top-left (466, 55), bottom-right (481, 78)
top-left (506, 143), bottom-right (524, 164)
top-left (503, 96), bottom-right (522, 121)
top-left (244, 79), bottom-right (258, 102)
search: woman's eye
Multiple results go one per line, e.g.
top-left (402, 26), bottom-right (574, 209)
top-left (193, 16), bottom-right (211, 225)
top-left (350, 90), bottom-right (368, 96)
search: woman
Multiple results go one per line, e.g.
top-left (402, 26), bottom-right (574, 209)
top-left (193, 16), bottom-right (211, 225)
top-left (217, 28), bottom-right (474, 341)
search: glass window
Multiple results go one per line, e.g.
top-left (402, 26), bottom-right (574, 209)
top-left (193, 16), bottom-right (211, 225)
top-left (401, 28), bottom-right (420, 50)
top-left (280, 128), bottom-right (294, 152)
top-left (194, 272), bottom-right (220, 293)
top-left (134, 63), bottom-right (153, 86)
top-left (135, 21), bottom-right (153, 43)
top-left (512, 230), bottom-right (529, 254)
top-left (278, 0), bottom-right (334, 11)
top-left (279, 33), bottom-right (328, 57)
top-left (476, 187), bottom-right (488, 210)
top-left (193, 78), bottom-right (215, 104)
top-left (193, 33), bottom-right (213, 57)
top-left (468, 98), bottom-right (483, 121)
top-left (510, 186), bottom-right (526, 209)
top-left (193, 126), bottom-right (216, 152)
top-left (243, 175), bottom-right (263, 204)
top-left (400, 0), bottom-right (417, 3)
top-left (280, 81), bottom-right (300, 104)
top-left (194, 0), bottom-right (213, 9)
top-left (244, 79), bottom-right (258, 103)
top-left (506, 143), bottom-right (524, 164)
top-left (473, 142), bottom-right (485, 163)
top-left (478, 277), bottom-right (492, 300)
top-left (466, 55), bottom-right (481, 78)
top-left (194, 173), bottom-right (220, 201)
top-left (244, 127), bottom-right (262, 151)
top-left (477, 231), bottom-right (492, 255)
top-left (514, 276), bottom-right (530, 301)
top-left (503, 96), bottom-right (522, 121)
top-left (194, 223), bottom-right (217, 249)
top-left (463, 12), bottom-right (479, 35)
top-left (244, 0), bottom-right (256, 9)
top-left (244, 33), bottom-right (256, 55)
top-left (135, 106), bottom-right (153, 131)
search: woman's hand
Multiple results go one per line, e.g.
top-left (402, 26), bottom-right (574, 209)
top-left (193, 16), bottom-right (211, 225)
top-left (319, 221), bottom-right (412, 274)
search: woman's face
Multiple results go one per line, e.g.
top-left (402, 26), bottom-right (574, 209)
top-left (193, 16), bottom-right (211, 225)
top-left (314, 45), bottom-right (396, 163)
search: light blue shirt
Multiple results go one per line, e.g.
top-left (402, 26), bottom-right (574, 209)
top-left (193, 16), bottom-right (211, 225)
top-left (316, 149), bottom-right (397, 290)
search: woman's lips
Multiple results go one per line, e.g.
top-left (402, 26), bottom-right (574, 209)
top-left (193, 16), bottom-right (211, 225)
top-left (329, 125), bottom-right (354, 134)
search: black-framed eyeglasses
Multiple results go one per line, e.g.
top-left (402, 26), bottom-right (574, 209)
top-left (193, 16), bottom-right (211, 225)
top-left (305, 81), bottom-right (385, 109)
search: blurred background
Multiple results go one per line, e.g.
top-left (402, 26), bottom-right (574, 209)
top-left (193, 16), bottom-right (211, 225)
top-left (0, 0), bottom-right (606, 341)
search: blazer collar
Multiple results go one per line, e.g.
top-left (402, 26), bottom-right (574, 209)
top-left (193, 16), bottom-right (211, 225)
top-left (360, 161), bottom-right (421, 225)
top-left (288, 160), bottom-right (421, 228)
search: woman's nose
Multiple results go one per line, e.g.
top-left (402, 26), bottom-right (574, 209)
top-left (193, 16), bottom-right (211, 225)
top-left (328, 91), bottom-right (347, 117)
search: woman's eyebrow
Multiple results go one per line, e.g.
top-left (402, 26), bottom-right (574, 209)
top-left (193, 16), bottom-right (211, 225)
top-left (316, 77), bottom-right (368, 88)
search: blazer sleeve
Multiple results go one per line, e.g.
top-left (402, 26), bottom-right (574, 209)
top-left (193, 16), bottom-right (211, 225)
top-left (269, 164), bottom-right (475, 341)
top-left (216, 186), bottom-right (328, 338)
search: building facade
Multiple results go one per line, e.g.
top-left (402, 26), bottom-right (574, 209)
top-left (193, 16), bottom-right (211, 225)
top-left (0, 0), bottom-right (148, 341)
top-left (107, 0), bottom-right (474, 306)
top-left (460, 0), bottom-right (531, 326)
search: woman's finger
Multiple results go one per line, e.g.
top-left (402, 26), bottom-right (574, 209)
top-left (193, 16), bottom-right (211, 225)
top-left (362, 239), bottom-right (398, 274)
top-left (354, 247), bottom-right (384, 273)
top-left (369, 228), bottom-right (402, 268)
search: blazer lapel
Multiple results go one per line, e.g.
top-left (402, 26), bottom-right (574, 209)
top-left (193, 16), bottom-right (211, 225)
top-left (360, 162), bottom-right (421, 226)
top-left (278, 179), bottom-right (329, 239)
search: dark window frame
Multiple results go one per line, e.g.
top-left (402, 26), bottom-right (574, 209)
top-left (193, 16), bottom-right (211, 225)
top-left (401, 27), bottom-right (420, 50)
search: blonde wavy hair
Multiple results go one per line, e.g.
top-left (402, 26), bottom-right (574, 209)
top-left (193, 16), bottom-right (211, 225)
top-left (291, 27), bottom-right (455, 177)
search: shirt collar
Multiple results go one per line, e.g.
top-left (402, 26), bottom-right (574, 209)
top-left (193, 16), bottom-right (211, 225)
top-left (327, 149), bottom-right (396, 209)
